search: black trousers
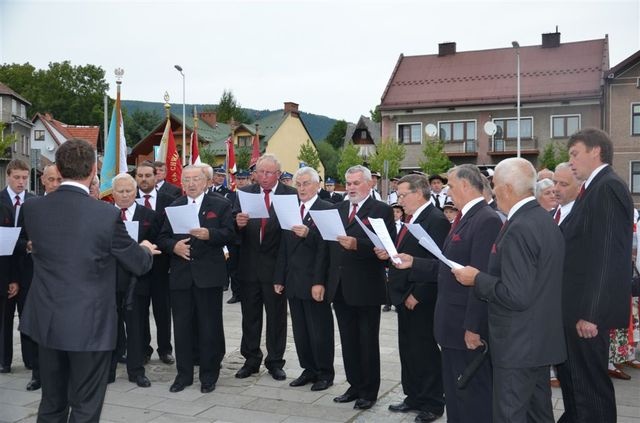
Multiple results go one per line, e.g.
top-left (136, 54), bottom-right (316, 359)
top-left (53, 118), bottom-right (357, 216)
top-left (110, 294), bottom-right (147, 379)
top-left (288, 297), bottom-right (334, 382)
top-left (239, 278), bottom-right (287, 370)
top-left (227, 244), bottom-right (240, 297)
top-left (556, 324), bottom-right (615, 423)
top-left (37, 346), bottom-right (111, 423)
top-left (492, 365), bottom-right (554, 423)
top-left (171, 286), bottom-right (225, 385)
top-left (333, 300), bottom-right (381, 401)
top-left (441, 347), bottom-right (492, 423)
top-left (397, 302), bottom-right (445, 414)
top-left (2, 285), bottom-right (37, 368)
top-left (143, 265), bottom-right (172, 357)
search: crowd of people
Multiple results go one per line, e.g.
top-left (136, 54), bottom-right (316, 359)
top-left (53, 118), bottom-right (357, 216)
top-left (0, 127), bottom-right (637, 423)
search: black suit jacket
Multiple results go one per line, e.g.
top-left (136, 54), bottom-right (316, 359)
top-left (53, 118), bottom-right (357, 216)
top-left (0, 204), bottom-right (15, 296)
top-left (157, 180), bottom-right (182, 200)
top-left (562, 166), bottom-right (634, 329)
top-left (474, 200), bottom-right (566, 368)
top-left (274, 197), bottom-right (332, 300)
top-left (434, 200), bottom-right (501, 349)
top-left (157, 194), bottom-right (235, 290)
top-left (388, 203), bottom-right (450, 306)
top-left (233, 183), bottom-right (299, 283)
top-left (0, 188), bottom-right (36, 224)
top-left (326, 197), bottom-right (396, 306)
top-left (19, 185), bottom-right (153, 351)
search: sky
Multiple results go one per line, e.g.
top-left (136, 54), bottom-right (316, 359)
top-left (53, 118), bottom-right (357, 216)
top-left (1, 0), bottom-right (639, 123)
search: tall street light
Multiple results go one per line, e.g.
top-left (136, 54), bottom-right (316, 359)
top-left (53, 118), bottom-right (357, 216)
top-left (512, 41), bottom-right (521, 158)
top-left (174, 65), bottom-right (186, 164)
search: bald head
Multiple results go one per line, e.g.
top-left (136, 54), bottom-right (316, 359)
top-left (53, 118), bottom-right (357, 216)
top-left (553, 162), bottom-right (581, 206)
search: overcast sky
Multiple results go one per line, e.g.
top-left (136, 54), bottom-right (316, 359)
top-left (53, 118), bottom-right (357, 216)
top-left (1, 0), bottom-right (639, 122)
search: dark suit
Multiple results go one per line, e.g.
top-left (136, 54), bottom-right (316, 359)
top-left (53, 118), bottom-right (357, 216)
top-left (157, 194), bottom-right (234, 386)
top-left (157, 180), bottom-right (182, 200)
top-left (557, 166), bottom-right (634, 423)
top-left (326, 197), bottom-right (396, 401)
top-left (274, 197), bottom-right (334, 383)
top-left (233, 182), bottom-right (298, 371)
top-left (389, 203), bottom-right (449, 415)
top-left (19, 184), bottom-right (153, 422)
top-left (474, 199), bottom-right (566, 423)
top-left (0, 204), bottom-right (16, 370)
top-left (434, 200), bottom-right (501, 423)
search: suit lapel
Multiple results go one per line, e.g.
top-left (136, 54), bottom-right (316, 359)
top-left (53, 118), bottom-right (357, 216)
top-left (398, 203), bottom-right (433, 250)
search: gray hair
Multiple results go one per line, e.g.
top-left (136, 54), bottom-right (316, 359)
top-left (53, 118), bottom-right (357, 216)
top-left (201, 164), bottom-right (213, 180)
top-left (112, 172), bottom-right (137, 187)
top-left (345, 165), bottom-right (371, 181)
top-left (294, 166), bottom-right (319, 183)
top-left (256, 154), bottom-right (282, 172)
top-left (535, 178), bottom-right (554, 198)
top-left (554, 162), bottom-right (571, 172)
top-left (448, 164), bottom-right (484, 193)
top-left (183, 165), bottom-right (207, 178)
top-left (398, 174), bottom-right (431, 200)
top-left (495, 158), bottom-right (536, 197)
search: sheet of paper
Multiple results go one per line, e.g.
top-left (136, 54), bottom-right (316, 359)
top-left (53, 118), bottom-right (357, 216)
top-left (165, 204), bottom-right (200, 234)
top-left (0, 227), bottom-right (21, 256)
top-left (237, 190), bottom-right (270, 218)
top-left (124, 221), bottom-right (139, 241)
top-left (271, 194), bottom-right (302, 230)
top-left (368, 217), bottom-right (401, 264)
top-left (354, 215), bottom-right (385, 250)
top-left (406, 223), bottom-right (462, 269)
top-left (308, 209), bottom-right (345, 241)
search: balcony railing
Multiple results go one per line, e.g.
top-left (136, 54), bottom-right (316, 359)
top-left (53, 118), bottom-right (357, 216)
top-left (490, 137), bottom-right (538, 153)
top-left (443, 140), bottom-right (477, 155)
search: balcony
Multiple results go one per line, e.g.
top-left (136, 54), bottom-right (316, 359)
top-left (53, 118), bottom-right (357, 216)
top-left (443, 140), bottom-right (478, 157)
top-left (489, 137), bottom-right (539, 156)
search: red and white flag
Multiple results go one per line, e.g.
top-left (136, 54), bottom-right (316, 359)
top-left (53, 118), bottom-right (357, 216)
top-left (226, 136), bottom-right (237, 191)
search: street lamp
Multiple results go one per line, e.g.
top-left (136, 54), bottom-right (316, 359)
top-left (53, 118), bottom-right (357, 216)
top-left (174, 64), bottom-right (186, 164)
top-left (511, 41), bottom-right (521, 158)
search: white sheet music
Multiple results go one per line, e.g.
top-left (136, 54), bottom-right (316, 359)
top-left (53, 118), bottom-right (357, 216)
top-left (271, 194), bottom-right (302, 230)
top-left (237, 190), bottom-right (270, 218)
top-left (308, 209), bottom-right (345, 241)
top-left (354, 215), bottom-right (385, 250)
top-left (165, 204), bottom-right (200, 234)
top-left (124, 221), bottom-right (139, 241)
top-left (0, 227), bottom-right (21, 256)
top-left (407, 223), bottom-right (462, 269)
top-left (368, 218), bottom-right (401, 264)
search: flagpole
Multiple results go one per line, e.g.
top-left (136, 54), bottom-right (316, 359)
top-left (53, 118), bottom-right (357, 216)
top-left (114, 68), bottom-right (124, 171)
top-left (227, 119), bottom-right (235, 187)
top-left (192, 106), bottom-right (198, 165)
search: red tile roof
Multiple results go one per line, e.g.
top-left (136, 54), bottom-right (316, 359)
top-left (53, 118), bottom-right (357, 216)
top-left (380, 38), bottom-right (608, 110)
top-left (33, 113), bottom-right (100, 149)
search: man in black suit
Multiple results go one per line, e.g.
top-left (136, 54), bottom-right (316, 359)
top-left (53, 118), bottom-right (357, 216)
top-left (0, 204), bottom-right (17, 375)
top-left (1, 159), bottom-right (36, 375)
top-left (274, 167), bottom-right (334, 391)
top-left (135, 162), bottom-right (175, 365)
top-left (327, 165), bottom-right (396, 410)
top-left (376, 174), bottom-right (450, 422)
top-left (108, 173), bottom-right (157, 387)
top-left (233, 154), bottom-right (297, 381)
top-left (19, 139), bottom-right (157, 422)
top-left (434, 164), bottom-right (500, 423)
top-left (551, 162), bottom-right (580, 228)
top-left (158, 165), bottom-right (235, 393)
top-left (556, 128), bottom-right (634, 423)
top-left (154, 161), bottom-right (182, 200)
top-left (453, 158), bottom-right (566, 423)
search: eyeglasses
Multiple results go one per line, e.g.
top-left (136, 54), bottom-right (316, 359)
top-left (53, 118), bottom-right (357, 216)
top-left (396, 191), bottom-right (416, 200)
top-left (256, 170), bottom-right (279, 177)
top-left (181, 176), bottom-right (204, 183)
top-left (295, 181), bottom-right (315, 188)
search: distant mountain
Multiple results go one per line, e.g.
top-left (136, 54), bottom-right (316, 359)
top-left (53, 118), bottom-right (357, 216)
top-left (121, 100), bottom-right (337, 143)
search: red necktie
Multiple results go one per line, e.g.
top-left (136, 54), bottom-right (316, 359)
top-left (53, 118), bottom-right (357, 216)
top-left (348, 203), bottom-right (358, 223)
top-left (120, 208), bottom-right (127, 221)
top-left (300, 203), bottom-right (305, 220)
top-left (554, 207), bottom-right (561, 224)
top-left (449, 211), bottom-right (462, 233)
top-left (578, 183), bottom-right (585, 199)
top-left (260, 189), bottom-right (272, 242)
top-left (395, 214), bottom-right (413, 247)
top-left (143, 194), bottom-right (152, 209)
top-left (14, 195), bottom-right (20, 208)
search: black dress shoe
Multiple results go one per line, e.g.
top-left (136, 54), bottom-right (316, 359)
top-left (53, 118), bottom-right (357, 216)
top-left (310, 380), bottom-right (333, 391)
top-left (117, 354), bottom-right (127, 364)
top-left (269, 368), bottom-right (286, 381)
top-left (289, 373), bottom-right (316, 387)
top-left (235, 366), bottom-right (259, 379)
top-left (159, 353), bottom-right (175, 365)
top-left (26, 379), bottom-right (41, 391)
top-left (0, 365), bottom-right (11, 374)
top-left (201, 382), bottom-right (216, 393)
top-left (169, 380), bottom-right (191, 393)
top-left (333, 392), bottom-right (358, 403)
top-left (107, 373), bottom-right (116, 384)
top-left (227, 295), bottom-right (240, 304)
top-left (128, 375), bottom-right (151, 388)
top-left (354, 399), bottom-right (375, 410)
top-left (415, 411), bottom-right (442, 423)
top-left (389, 402), bottom-right (416, 413)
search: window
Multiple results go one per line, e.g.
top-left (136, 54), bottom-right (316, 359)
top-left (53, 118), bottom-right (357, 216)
top-left (551, 115), bottom-right (580, 138)
top-left (237, 136), bottom-right (252, 148)
top-left (398, 123), bottom-right (421, 144)
top-left (439, 120), bottom-right (476, 142)
top-left (631, 161), bottom-right (640, 193)
top-left (493, 117), bottom-right (533, 140)
top-left (632, 104), bottom-right (640, 136)
top-left (34, 130), bottom-right (45, 141)
top-left (360, 130), bottom-right (367, 140)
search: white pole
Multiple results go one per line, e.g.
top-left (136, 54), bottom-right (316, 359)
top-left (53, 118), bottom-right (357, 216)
top-left (174, 65), bottom-right (186, 164)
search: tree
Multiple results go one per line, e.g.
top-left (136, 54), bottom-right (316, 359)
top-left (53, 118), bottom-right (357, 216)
top-left (369, 105), bottom-right (381, 123)
top-left (336, 143), bottom-right (362, 183)
top-left (297, 139), bottom-right (321, 171)
top-left (419, 139), bottom-right (453, 175)
top-left (122, 108), bottom-right (162, 147)
top-left (216, 89), bottom-right (249, 124)
top-left (539, 142), bottom-right (557, 170)
top-left (368, 138), bottom-right (405, 179)
top-left (555, 142), bottom-right (569, 164)
top-left (235, 146), bottom-right (252, 171)
top-left (0, 122), bottom-right (18, 158)
top-left (199, 148), bottom-right (218, 166)
top-left (324, 120), bottom-right (348, 150)
top-left (317, 142), bottom-right (339, 179)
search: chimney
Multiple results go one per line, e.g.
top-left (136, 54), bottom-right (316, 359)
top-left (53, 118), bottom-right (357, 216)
top-left (542, 30), bottom-right (561, 48)
top-left (284, 102), bottom-right (299, 117)
top-left (438, 42), bottom-right (456, 57)
top-left (198, 111), bottom-right (217, 127)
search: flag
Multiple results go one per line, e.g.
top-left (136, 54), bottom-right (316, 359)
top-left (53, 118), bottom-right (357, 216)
top-left (190, 127), bottom-right (201, 165)
top-left (163, 120), bottom-right (182, 188)
top-left (250, 130), bottom-right (260, 167)
top-left (226, 136), bottom-right (237, 191)
top-left (156, 119), bottom-right (171, 163)
top-left (99, 104), bottom-right (128, 198)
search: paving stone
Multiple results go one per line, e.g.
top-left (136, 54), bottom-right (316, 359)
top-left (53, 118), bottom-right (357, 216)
top-left (197, 405), bottom-right (288, 422)
top-left (100, 404), bottom-right (163, 422)
top-left (0, 404), bottom-right (37, 423)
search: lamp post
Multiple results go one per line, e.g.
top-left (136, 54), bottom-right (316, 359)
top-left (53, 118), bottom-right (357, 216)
top-left (174, 65), bottom-right (186, 164)
top-left (511, 41), bottom-right (521, 158)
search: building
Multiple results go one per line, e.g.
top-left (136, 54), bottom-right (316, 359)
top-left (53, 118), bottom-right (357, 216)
top-left (0, 82), bottom-right (32, 188)
top-left (343, 115), bottom-right (381, 161)
top-left (31, 112), bottom-right (100, 164)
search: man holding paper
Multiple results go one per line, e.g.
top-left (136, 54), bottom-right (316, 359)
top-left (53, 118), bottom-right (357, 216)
top-left (327, 165), bottom-right (396, 410)
top-left (157, 165), bottom-right (235, 394)
top-left (273, 167), bottom-right (334, 391)
top-left (377, 174), bottom-right (450, 422)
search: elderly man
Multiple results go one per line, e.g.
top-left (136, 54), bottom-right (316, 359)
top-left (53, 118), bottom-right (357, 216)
top-left (327, 165), bottom-right (396, 410)
top-left (89, 175), bottom-right (100, 199)
top-left (551, 162), bottom-right (580, 227)
top-left (233, 154), bottom-right (297, 380)
top-left (274, 167), bottom-right (335, 391)
top-left (453, 158), bottom-right (566, 423)
top-left (556, 129), bottom-right (634, 423)
top-left (377, 174), bottom-right (450, 422)
top-left (40, 164), bottom-right (62, 194)
top-left (158, 165), bottom-right (235, 394)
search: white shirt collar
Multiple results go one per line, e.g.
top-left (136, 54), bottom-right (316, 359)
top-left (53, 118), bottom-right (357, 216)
top-left (584, 164), bottom-right (608, 189)
top-left (262, 182), bottom-right (279, 194)
top-left (408, 201), bottom-right (430, 224)
top-left (557, 200), bottom-right (575, 224)
top-left (461, 196), bottom-right (484, 217)
top-left (115, 202), bottom-right (136, 220)
top-left (301, 194), bottom-right (318, 214)
top-left (507, 196), bottom-right (536, 220)
top-left (139, 188), bottom-right (156, 199)
top-left (187, 192), bottom-right (205, 208)
top-left (61, 181), bottom-right (89, 194)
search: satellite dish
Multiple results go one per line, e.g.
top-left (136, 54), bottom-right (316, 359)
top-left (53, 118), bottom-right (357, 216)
top-left (483, 121), bottom-right (497, 136)
top-left (46, 145), bottom-right (55, 152)
top-left (425, 124), bottom-right (438, 137)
